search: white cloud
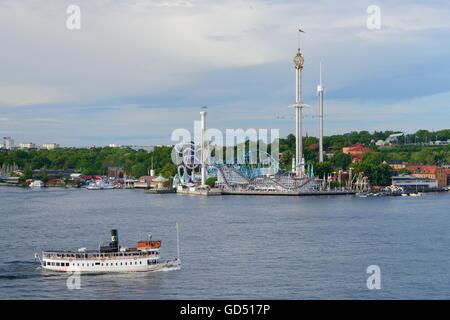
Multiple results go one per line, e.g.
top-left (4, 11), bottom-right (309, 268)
top-left (0, 0), bottom-right (449, 144)
top-left (0, 85), bottom-right (73, 107)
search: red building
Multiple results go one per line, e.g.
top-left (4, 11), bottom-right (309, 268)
top-left (342, 144), bottom-right (374, 162)
top-left (446, 168), bottom-right (450, 186)
top-left (108, 167), bottom-right (124, 178)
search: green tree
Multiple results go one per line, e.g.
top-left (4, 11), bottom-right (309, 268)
top-left (39, 167), bottom-right (49, 184)
top-left (159, 163), bottom-right (177, 178)
top-left (331, 152), bottom-right (352, 170)
top-left (20, 165), bottom-right (33, 182)
top-left (314, 161), bottom-right (332, 178)
top-left (205, 177), bottom-right (217, 187)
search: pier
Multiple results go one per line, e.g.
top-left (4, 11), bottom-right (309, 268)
top-left (221, 190), bottom-right (357, 196)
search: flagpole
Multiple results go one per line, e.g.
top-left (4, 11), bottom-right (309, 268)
top-left (176, 222), bottom-right (180, 262)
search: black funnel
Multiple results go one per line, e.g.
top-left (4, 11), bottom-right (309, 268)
top-left (110, 229), bottom-right (119, 250)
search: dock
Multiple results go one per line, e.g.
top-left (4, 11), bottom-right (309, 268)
top-left (221, 190), bottom-right (357, 196)
top-left (176, 187), bottom-right (222, 196)
top-left (147, 188), bottom-right (176, 194)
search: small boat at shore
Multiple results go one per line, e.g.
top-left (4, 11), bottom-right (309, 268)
top-left (86, 180), bottom-right (115, 190)
top-left (35, 228), bottom-right (180, 273)
top-left (29, 180), bottom-right (44, 188)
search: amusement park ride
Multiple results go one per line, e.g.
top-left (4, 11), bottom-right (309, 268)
top-left (171, 31), bottom-right (365, 196)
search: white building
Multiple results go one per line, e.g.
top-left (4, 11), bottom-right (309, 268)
top-left (392, 175), bottom-right (437, 190)
top-left (41, 143), bottom-right (60, 150)
top-left (3, 137), bottom-right (14, 150)
top-left (19, 142), bottom-right (36, 150)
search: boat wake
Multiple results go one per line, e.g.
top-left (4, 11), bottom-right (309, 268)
top-left (156, 262), bottom-right (181, 272)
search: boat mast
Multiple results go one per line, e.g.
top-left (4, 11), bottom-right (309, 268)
top-left (176, 222), bottom-right (180, 261)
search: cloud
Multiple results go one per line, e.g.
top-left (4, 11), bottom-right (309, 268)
top-left (0, 85), bottom-right (73, 107)
top-left (0, 0), bottom-right (449, 145)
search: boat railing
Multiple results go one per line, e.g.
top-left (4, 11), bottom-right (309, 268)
top-left (42, 250), bottom-right (160, 260)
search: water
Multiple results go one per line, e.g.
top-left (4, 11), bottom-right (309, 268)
top-left (0, 186), bottom-right (449, 299)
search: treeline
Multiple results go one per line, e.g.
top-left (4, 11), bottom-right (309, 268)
top-left (0, 146), bottom-right (176, 178)
top-left (1, 129), bottom-right (449, 184)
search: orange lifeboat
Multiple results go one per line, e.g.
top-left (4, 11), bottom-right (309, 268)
top-left (137, 240), bottom-right (161, 249)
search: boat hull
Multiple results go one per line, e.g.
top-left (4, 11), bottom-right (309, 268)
top-left (41, 258), bottom-right (180, 273)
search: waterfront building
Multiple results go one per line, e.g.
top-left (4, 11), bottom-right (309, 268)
top-left (391, 175), bottom-right (438, 191)
top-left (405, 165), bottom-right (447, 189)
top-left (342, 144), bottom-right (374, 162)
top-left (32, 169), bottom-right (75, 179)
top-left (108, 167), bottom-right (124, 178)
top-left (153, 176), bottom-right (169, 189)
top-left (134, 175), bottom-right (156, 189)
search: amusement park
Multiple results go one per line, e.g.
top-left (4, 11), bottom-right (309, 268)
top-left (169, 45), bottom-right (369, 197)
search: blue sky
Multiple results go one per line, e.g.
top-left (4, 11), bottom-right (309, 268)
top-left (1, 0), bottom-right (450, 146)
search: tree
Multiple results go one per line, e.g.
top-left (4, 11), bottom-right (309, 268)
top-left (39, 167), bottom-right (49, 184)
top-left (314, 161), bottom-right (332, 178)
top-left (351, 153), bottom-right (393, 186)
top-left (159, 163), bottom-right (177, 178)
top-left (205, 177), bottom-right (217, 187)
top-left (331, 152), bottom-right (352, 170)
top-left (19, 165), bottom-right (33, 183)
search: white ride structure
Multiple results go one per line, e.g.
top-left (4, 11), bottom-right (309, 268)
top-left (36, 229), bottom-right (180, 273)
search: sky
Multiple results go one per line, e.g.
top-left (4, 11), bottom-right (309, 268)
top-left (1, 0), bottom-right (450, 146)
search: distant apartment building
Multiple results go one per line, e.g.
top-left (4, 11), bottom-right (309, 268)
top-left (19, 142), bottom-right (36, 150)
top-left (3, 137), bottom-right (14, 150)
top-left (342, 144), bottom-right (373, 162)
top-left (405, 165), bottom-right (447, 189)
top-left (41, 143), bottom-right (60, 150)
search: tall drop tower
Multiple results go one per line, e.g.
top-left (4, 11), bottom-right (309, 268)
top-left (293, 45), bottom-right (305, 177)
top-left (317, 62), bottom-right (324, 163)
top-left (200, 109), bottom-right (207, 186)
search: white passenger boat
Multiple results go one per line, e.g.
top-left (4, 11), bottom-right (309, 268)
top-left (35, 228), bottom-right (180, 273)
